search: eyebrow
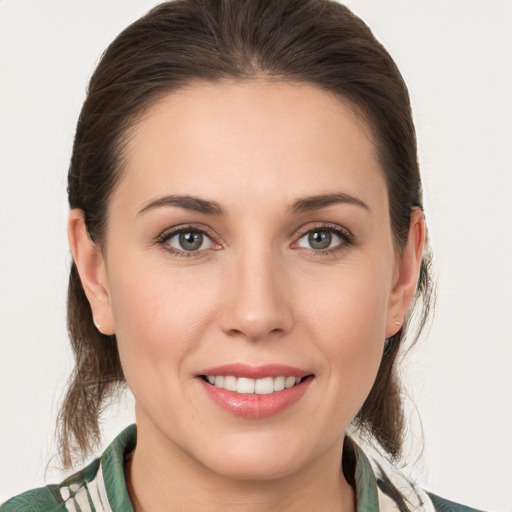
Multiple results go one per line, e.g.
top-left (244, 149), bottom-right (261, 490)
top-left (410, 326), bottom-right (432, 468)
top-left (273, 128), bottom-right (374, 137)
top-left (137, 191), bottom-right (369, 217)
top-left (289, 193), bottom-right (370, 213)
top-left (138, 195), bottom-right (225, 216)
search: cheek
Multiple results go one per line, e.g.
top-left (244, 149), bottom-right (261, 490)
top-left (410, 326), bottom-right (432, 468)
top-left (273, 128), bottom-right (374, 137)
top-left (107, 260), bottom-right (221, 386)
top-left (296, 260), bottom-right (392, 411)
top-left (298, 258), bottom-right (392, 346)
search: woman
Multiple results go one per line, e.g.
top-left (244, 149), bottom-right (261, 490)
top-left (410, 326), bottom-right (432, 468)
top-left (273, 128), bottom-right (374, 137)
top-left (0, 1), bottom-right (492, 511)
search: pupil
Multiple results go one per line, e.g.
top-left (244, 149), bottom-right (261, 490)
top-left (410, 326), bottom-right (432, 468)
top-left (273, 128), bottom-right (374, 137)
top-left (309, 230), bottom-right (331, 250)
top-left (179, 231), bottom-right (203, 250)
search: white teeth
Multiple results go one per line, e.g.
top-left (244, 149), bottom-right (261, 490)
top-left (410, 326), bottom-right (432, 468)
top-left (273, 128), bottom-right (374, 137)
top-left (205, 375), bottom-right (306, 394)
top-left (273, 376), bottom-right (285, 391)
top-left (237, 377), bottom-right (255, 394)
top-left (285, 376), bottom-right (296, 389)
top-left (223, 375), bottom-right (237, 392)
top-left (254, 377), bottom-right (274, 395)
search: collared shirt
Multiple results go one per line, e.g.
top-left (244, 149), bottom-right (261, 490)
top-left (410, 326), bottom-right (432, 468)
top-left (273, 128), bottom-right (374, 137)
top-left (0, 425), bottom-right (485, 512)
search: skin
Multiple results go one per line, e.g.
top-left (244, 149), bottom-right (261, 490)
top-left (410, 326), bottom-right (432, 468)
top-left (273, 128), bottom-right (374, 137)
top-left (69, 80), bottom-right (425, 512)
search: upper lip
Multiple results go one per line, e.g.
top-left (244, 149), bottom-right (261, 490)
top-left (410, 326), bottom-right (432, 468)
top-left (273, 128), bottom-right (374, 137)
top-left (198, 363), bottom-right (312, 379)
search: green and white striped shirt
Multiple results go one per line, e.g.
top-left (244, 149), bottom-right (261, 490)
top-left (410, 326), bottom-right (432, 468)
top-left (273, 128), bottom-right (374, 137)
top-left (1, 425), bottom-right (486, 512)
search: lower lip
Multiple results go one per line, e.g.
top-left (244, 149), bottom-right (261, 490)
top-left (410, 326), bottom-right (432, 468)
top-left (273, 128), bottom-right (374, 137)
top-left (199, 377), bottom-right (313, 419)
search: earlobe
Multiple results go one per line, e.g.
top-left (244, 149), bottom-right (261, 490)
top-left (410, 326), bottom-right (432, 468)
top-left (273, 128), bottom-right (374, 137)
top-left (68, 209), bottom-right (116, 335)
top-left (385, 208), bottom-right (426, 338)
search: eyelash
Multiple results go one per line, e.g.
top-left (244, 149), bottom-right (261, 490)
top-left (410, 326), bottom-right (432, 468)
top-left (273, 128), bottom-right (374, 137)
top-left (155, 223), bottom-right (354, 258)
top-left (293, 223), bottom-right (354, 256)
top-left (156, 224), bottom-right (218, 258)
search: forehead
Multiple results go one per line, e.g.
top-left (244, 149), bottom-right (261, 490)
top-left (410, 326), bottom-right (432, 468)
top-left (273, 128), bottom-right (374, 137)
top-left (113, 80), bottom-right (386, 215)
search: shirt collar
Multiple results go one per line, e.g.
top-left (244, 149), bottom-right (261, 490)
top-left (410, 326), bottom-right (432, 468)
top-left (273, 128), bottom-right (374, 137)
top-left (344, 435), bottom-right (381, 510)
top-left (100, 424), bottom-right (136, 512)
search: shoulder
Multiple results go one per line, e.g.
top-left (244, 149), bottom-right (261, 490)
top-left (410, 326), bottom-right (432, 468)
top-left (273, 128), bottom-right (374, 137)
top-left (1, 458), bottom-right (102, 512)
top-left (427, 492), bottom-right (488, 512)
top-left (0, 485), bottom-right (65, 512)
top-left (1, 425), bottom-right (136, 512)
top-left (345, 435), bottom-right (490, 512)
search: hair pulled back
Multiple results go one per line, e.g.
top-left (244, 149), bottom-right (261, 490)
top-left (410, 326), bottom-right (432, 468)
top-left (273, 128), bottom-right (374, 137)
top-left (61, 0), bottom-right (434, 467)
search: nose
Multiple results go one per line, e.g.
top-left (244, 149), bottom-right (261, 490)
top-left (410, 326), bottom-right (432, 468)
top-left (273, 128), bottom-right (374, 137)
top-left (219, 247), bottom-right (294, 342)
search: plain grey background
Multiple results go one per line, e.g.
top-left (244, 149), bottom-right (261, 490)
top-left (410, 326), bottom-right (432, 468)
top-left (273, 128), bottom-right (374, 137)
top-left (1, 1), bottom-right (511, 510)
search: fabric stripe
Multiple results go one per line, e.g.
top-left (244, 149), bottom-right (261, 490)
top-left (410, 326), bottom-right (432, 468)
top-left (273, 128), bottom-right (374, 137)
top-left (378, 487), bottom-right (400, 512)
top-left (89, 465), bottom-right (112, 512)
top-left (60, 486), bottom-right (78, 512)
top-left (62, 496), bottom-right (78, 512)
top-left (74, 486), bottom-right (93, 512)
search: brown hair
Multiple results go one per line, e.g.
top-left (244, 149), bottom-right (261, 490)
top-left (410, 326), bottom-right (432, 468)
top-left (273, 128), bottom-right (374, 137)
top-left (60, 0), bottom-right (434, 468)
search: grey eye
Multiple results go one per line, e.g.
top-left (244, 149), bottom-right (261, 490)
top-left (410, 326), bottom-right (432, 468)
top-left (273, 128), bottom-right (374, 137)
top-left (297, 229), bottom-right (343, 251)
top-left (308, 230), bottom-right (332, 250)
top-left (167, 230), bottom-right (210, 251)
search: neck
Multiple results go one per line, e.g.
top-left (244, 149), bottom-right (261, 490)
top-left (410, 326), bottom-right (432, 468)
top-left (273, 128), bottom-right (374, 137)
top-left (125, 418), bottom-right (356, 512)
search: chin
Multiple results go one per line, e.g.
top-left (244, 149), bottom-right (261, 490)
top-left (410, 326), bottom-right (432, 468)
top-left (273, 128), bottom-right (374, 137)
top-left (193, 431), bottom-right (321, 482)
top-left (208, 453), bottom-right (304, 482)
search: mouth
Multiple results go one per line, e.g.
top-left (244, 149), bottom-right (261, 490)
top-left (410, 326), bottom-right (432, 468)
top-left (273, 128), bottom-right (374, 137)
top-left (200, 374), bottom-right (313, 395)
top-left (197, 364), bottom-right (314, 419)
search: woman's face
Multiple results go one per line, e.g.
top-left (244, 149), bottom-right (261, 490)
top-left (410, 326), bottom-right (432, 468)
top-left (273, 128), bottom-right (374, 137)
top-left (89, 81), bottom-right (413, 479)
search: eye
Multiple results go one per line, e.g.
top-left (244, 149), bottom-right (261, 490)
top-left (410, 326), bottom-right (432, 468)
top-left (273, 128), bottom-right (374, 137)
top-left (295, 225), bottom-right (351, 252)
top-left (161, 228), bottom-right (216, 254)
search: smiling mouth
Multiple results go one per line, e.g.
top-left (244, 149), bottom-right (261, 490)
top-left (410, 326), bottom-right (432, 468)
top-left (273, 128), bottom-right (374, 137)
top-left (200, 375), bottom-right (313, 395)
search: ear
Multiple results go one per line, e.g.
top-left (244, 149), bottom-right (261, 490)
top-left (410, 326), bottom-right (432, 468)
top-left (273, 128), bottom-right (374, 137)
top-left (68, 209), bottom-right (116, 335)
top-left (385, 207), bottom-right (426, 338)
